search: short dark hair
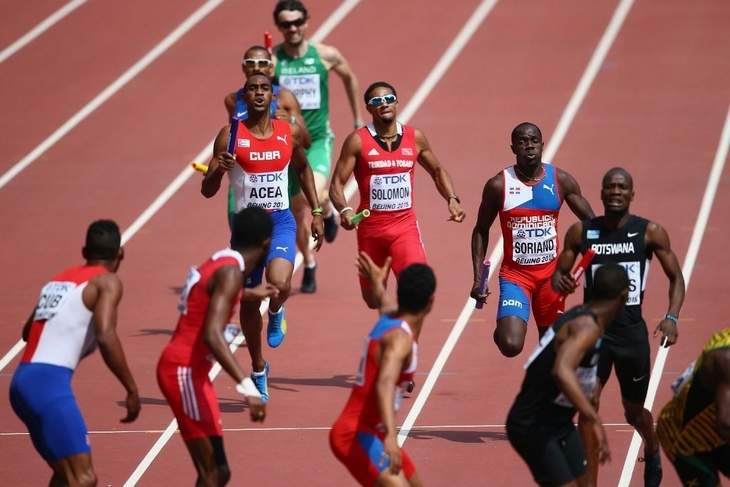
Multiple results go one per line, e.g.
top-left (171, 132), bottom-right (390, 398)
top-left (511, 122), bottom-right (542, 144)
top-left (273, 0), bottom-right (308, 23)
top-left (230, 207), bottom-right (273, 249)
top-left (602, 167), bottom-right (634, 190)
top-left (243, 45), bottom-right (271, 60)
top-left (364, 81), bottom-right (397, 104)
top-left (592, 264), bottom-right (630, 301)
top-left (244, 73), bottom-right (271, 89)
top-left (84, 220), bottom-right (121, 261)
top-left (397, 264), bottom-right (436, 313)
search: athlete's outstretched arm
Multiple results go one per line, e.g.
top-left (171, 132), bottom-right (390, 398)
top-left (204, 266), bottom-right (266, 422)
top-left (277, 88), bottom-right (311, 149)
top-left (357, 252), bottom-right (395, 314)
top-left (470, 176), bottom-right (501, 303)
top-left (552, 222), bottom-right (584, 294)
top-left (713, 349), bottom-right (730, 441)
top-left (647, 222), bottom-right (685, 347)
top-left (329, 132), bottom-right (360, 230)
top-left (89, 273), bottom-right (140, 423)
top-left (291, 126), bottom-right (324, 250)
top-left (201, 125), bottom-right (234, 198)
top-left (376, 331), bottom-right (412, 475)
top-left (415, 129), bottom-right (465, 223)
top-left (319, 44), bottom-right (362, 126)
top-left (553, 318), bottom-right (611, 464)
top-left (557, 169), bottom-right (595, 220)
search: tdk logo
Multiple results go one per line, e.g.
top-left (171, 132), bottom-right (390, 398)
top-left (249, 173), bottom-right (284, 183)
top-left (502, 299), bottom-right (523, 308)
top-left (516, 227), bottom-right (553, 239)
top-left (382, 174), bottom-right (408, 184)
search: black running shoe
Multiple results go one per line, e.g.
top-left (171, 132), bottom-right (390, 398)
top-left (641, 451), bottom-right (662, 487)
top-left (324, 213), bottom-right (338, 243)
top-left (301, 265), bottom-right (317, 293)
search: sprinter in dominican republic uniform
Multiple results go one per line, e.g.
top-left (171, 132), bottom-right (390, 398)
top-left (202, 73), bottom-right (323, 402)
top-left (471, 122), bottom-right (595, 358)
top-left (552, 167), bottom-right (685, 487)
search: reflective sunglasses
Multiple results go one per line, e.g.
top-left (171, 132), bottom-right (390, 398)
top-left (243, 58), bottom-right (273, 68)
top-left (277, 17), bottom-right (306, 29)
top-left (367, 94), bottom-right (397, 107)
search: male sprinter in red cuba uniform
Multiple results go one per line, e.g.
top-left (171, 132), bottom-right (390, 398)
top-left (330, 81), bottom-right (464, 309)
top-left (157, 207), bottom-right (277, 486)
top-left (470, 122), bottom-right (594, 357)
top-left (202, 73), bottom-right (323, 401)
top-left (331, 253), bottom-right (434, 486)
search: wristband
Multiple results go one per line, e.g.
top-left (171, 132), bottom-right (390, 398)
top-left (236, 377), bottom-right (262, 399)
top-left (664, 314), bottom-right (679, 324)
top-left (311, 207), bottom-right (324, 216)
top-left (448, 195), bottom-right (461, 204)
top-left (339, 206), bottom-right (354, 215)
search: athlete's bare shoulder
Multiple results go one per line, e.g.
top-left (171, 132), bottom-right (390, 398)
top-left (314, 42), bottom-right (343, 68)
top-left (342, 129), bottom-right (362, 154)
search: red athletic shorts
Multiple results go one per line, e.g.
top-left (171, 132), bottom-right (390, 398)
top-left (357, 213), bottom-right (427, 290)
top-left (330, 419), bottom-right (416, 485)
top-left (157, 356), bottom-right (222, 441)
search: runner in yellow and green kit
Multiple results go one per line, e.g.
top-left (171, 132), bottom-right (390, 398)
top-left (273, 0), bottom-right (363, 293)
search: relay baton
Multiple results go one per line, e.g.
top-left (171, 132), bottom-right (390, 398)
top-left (474, 259), bottom-right (491, 309)
top-left (350, 209), bottom-right (370, 225)
top-left (191, 162), bottom-right (209, 174)
top-left (227, 117), bottom-right (239, 155)
top-left (558, 248), bottom-right (597, 304)
top-left (264, 31), bottom-right (273, 54)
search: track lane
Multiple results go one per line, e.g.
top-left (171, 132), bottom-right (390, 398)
top-left (0, 0), bottom-right (65, 49)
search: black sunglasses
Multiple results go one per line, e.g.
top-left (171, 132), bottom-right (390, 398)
top-left (278, 17), bottom-right (306, 29)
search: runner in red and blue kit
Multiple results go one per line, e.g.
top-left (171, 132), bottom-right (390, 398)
top-left (157, 208), bottom-right (274, 486)
top-left (471, 123), bottom-right (594, 357)
top-left (202, 73), bottom-right (323, 402)
top-left (10, 220), bottom-right (140, 487)
top-left (331, 81), bottom-right (465, 309)
top-left (331, 253), bottom-right (434, 487)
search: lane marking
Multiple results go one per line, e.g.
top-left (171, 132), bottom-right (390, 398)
top-left (0, 0), bottom-right (225, 190)
top-left (0, 422), bottom-right (633, 436)
top-left (397, 0), bottom-right (636, 447)
top-left (121, 2), bottom-right (361, 484)
top-left (0, 0), bottom-right (87, 64)
top-left (618, 104), bottom-right (730, 486)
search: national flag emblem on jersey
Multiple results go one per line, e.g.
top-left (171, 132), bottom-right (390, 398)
top-left (401, 147), bottom-right (414, 156)
top-left (368, 148), bottom-right (379, 156)
top-left (509, 186), bottom-right (521, 195)
top-left (238, 139), bottom-right (251, 148)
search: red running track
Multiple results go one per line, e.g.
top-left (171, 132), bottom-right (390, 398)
top-left (1, 0), bottom-right (729, 485)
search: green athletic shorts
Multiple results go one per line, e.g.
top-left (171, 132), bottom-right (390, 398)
top-left (288, 132), bottom-right (334, 196)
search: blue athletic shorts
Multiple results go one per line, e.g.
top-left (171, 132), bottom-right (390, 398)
top-left (496, 276), bottom-right (563, 328)
top-left (9, 363), bottom-right (90, 462)
top-left (245, 209), bottom-right (297, 288)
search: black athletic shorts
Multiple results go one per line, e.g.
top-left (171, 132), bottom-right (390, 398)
top-left (671, 445), bottom-right (730, 487)
top-left (598, 322), bottom-right (650, 404)
top-left (506, 423), bottom-right (587, 487)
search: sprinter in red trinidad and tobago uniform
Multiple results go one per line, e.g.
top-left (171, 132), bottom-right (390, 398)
top-left (330, 253), bottom-right (435, 486)
top-left (157, 208), bottom-right (277, 486)
top-left (330, 81), bottom-right (465, 310)
top-left (202, 73), bottom-right (323, 402)
top-left (470, 122), bottom-right (595, 358)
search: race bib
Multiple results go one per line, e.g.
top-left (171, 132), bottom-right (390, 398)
top-left (591, 261), bottom-right (641, 305)
top-left (369, 173), bottom-right (412, 211)
top-left (279, 74), bottom-right (321, 110)
top-left (554, 365), bottom-right (598, 408)
top-left (509, 215), bottom-right (557, 265)
top-left (34, 281), bottom-right (77, 321)
top-left (178, 267), bottom-right (201, 315)
top-left (240, 169), bottom-right (289, 211)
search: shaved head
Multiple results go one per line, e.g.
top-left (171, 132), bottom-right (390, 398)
top-left (511, 122), bottom-right (542, 144)
top-left (245, 73), bottom-right (270, 88)
top-left (244, 45), bottom-right (271, 60)
top-left (602, 167), bottom-right (633, 189)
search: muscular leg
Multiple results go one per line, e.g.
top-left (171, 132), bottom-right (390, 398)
top-left (623, 399), bottom-right (659, 455)
top-left (376, 470), bottom-right (409, 486)
top-left (266, 257), bottom-right (293, 313)
top-left (241, 300), bottom-right (265, 372)
top-left (184, 437), bottom-right (231, 487)
top-left (494, 316), bottom-right (528, 357)
top-left (49, 453), bottom-right (97, 487)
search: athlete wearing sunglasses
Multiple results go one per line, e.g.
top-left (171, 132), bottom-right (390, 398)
top-left (330, 81), bottom-right (466, 310)
top-left (271, 0), bottom-right (364, 293)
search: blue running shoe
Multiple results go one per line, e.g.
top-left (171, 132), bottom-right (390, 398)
top-left (267, 307), bottom-right (287, 348)
top-left (250, 362), bottom-right (270, 403)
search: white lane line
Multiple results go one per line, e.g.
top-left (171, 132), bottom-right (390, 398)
top-left (122, 2), bottom-right (361, 484)
top-left (397, 0), bottom-right (636, 447)
top-left (0, 422), bottom-right (633, 436)
top-left (0, 0), bottom-right (87, 64)
top-left (0, 0), bottom-right (224, 191)
top-left (618, 104), bottom-right (730, 486)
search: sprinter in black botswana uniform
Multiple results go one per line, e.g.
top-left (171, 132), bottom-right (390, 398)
top-left (552, 167), bottom-right (686, 487)
top-left (507, 264), bottom-right (629, 487)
